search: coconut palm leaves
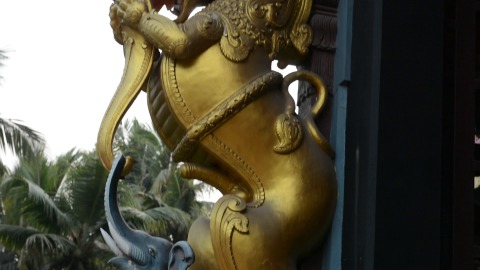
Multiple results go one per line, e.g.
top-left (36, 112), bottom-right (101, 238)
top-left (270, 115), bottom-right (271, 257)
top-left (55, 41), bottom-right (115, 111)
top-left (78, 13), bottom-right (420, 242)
top-left (66, 151), bottom-right (111, 226)
top-left (0, 117), bottom-right (44, 159)
top-left (113, 119), bottom-right (208, 241)
top-left (0, 119), bottom-right (208, 268)
top-left (0, 50), bottom-right (45, 176)
top-left (114, 119), bottom-right (170, 184)
top-left (115, 119), bottom-right (207, 213)
top-left (0, 150), bottom-right (114, 269)
top-left (0, 49), bottom-right (8, 83)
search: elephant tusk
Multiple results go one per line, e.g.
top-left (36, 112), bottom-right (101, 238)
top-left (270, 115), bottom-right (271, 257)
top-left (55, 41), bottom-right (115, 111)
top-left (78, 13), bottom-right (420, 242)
top-left (108, 221), bottom-right (132, 257)
top-left (108, 222), bottom-right (150, 267)
top-left (101, 228), bottom-right (123, 257)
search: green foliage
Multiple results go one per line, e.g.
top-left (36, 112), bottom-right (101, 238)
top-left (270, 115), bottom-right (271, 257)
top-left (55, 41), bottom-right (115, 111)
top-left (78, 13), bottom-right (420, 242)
top-left (110, 119), bottom-right (212, 241)
top-left (0, 118), bottom-right (210, 269)
top-left (0, 49), bottom-right (8, 83)
top-left (0, 50), bottom-right (45, 176)
top-left (66, 151), bottom-right (110, 227)
top-left (0, 117), bottom-right (45, 160)
top-left (0, 175), bottom-right (72, 233)
top-left (0, 117), bottom-right (45, 177)
top-left (114, 119), bottom-right (170, 184)
top-left (0, 149), bottom-right (111, 269)
top-left (115, 119), bottom-right (209, 217)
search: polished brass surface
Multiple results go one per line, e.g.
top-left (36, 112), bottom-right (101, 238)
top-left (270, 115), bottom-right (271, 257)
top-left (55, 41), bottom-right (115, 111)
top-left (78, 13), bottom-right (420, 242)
top-left (98, 0), bottom-right (337, 268)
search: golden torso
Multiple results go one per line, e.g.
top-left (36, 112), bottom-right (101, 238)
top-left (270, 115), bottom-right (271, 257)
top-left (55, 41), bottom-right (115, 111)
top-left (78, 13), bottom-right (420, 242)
top-left (98, 0), bottom-right (337, 268)
top-left (145, 44), bottom-right (336, 270)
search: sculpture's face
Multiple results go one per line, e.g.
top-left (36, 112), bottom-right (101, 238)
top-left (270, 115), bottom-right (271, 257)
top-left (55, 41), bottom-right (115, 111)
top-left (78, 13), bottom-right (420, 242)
top-left (246, 0), bottom-right (295, 29)
top-left (241, 0), bottom-right (312, 65)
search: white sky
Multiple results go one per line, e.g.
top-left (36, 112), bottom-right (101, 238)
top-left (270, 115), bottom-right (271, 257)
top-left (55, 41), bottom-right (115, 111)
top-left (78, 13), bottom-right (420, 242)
top-left (0, 0), bottom-right (295, 165)
top-left (0, 0), bottom-right (155, 161)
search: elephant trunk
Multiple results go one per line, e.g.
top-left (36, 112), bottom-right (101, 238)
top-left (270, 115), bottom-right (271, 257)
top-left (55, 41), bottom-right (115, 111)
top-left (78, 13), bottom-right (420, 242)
top-left (97, 26), bottom-right (154, 176)
top-left (102, 154), bottom-right (195, 270)
top-left (103, 154), bottom-right (149, 267)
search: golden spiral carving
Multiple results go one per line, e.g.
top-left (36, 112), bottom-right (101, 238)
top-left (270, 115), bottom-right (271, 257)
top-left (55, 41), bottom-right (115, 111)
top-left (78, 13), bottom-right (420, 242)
top-left (210, 195), bottom-right (249, 270)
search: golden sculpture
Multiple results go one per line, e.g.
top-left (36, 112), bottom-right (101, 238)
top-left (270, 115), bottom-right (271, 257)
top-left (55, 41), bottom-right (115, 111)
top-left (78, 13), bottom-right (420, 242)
top-left (97, 0), bottom-right (338, 268)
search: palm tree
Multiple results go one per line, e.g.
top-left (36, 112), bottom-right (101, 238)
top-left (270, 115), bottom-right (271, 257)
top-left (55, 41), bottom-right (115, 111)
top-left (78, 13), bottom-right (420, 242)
top-left (113, 119), bottom-right (208, 241)
top-left (114, 119), bottom-right (170, 186)
top-left (0, 50), bottom-right (45, 176)
top-left (0, 117), bottom-right (44, 159)
top-left (115, 119), bottom-right (208, 215)
top-left (0, 50), bottom-right (8, 83)
top-left (0, 49), bottom-right (46, 269)
top-left (0, 119), bottom-right (207, 268)
top-left (0, 149), bottom-right (115, 269)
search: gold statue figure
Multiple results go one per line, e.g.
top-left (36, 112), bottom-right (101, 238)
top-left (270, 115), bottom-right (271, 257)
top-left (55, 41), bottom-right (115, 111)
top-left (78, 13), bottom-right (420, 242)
top-left (97, 0), bottom-right (338, 267)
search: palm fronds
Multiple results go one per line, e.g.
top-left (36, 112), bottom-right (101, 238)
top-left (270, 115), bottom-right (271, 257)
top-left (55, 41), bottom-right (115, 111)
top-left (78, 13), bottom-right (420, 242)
top-left (22, 233), bottom-right (76, 257)
top-left (0, 49), bottom-right (9, 83)
top-left (67, 152), bottom-right (109, 227)
top-left (0, 175), bottom-right (73, 233)
top-left (0, 225), bottom-right (38, 250)
top-left (0, 225), bottom-right (77, 270)
top-left (0, 118), bottom-right (210, 269)
top-left (0, 160), bottom-right (8, 177)
top-left (0, 150), bottom-right (115, 269)
top-left (13, 150), bottom-right (63, 194)
top-left (0, 117), bottom-right (44, 158)
top-left (120, 204), bottom-right (192, 241)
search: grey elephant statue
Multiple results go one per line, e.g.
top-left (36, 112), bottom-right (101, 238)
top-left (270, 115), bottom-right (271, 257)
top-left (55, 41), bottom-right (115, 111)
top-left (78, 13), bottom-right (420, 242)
top-left (100, 154), bottom-right (195, 270)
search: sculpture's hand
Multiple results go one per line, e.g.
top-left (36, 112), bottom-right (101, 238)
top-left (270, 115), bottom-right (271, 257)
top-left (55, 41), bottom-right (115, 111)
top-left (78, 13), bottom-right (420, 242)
top-left (111, 0), bottom-right (148, 32)
top-left (109, 3), bottom-right (123, 44)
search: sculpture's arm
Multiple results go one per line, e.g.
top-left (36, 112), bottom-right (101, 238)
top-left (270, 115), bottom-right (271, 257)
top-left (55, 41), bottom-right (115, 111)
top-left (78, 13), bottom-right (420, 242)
top-left (139, 12), bottom-right (224, 59)
top-left (111, 0), bottom-right (224, 59)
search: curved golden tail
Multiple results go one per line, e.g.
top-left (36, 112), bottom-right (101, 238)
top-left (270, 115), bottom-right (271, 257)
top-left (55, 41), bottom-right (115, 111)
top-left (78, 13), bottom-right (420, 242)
top-left (282, 70), bottom-right (335, 158)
